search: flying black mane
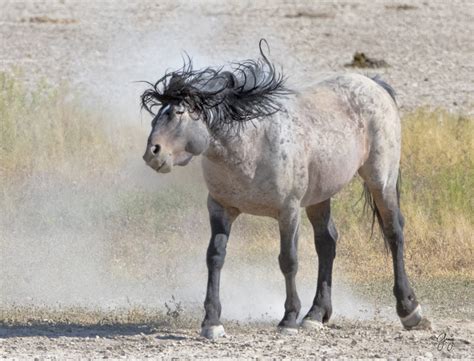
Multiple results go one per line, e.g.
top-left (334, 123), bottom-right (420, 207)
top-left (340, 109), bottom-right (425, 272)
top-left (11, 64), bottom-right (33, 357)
top-left (141, 40), bottom-right (293, 132)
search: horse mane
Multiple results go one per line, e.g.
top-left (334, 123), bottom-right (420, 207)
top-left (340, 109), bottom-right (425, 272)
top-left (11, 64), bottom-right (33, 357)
top-left (140, 39), bottom-right (293, 132)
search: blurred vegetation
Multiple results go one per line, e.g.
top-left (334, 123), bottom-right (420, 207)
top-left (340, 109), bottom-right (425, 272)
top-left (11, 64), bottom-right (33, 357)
top-left (1, 71), bottom-right (472, 290)
top-left (333, 108), bottom-right (473, 281)
top-left (0, 71), bottom-right (137, 182)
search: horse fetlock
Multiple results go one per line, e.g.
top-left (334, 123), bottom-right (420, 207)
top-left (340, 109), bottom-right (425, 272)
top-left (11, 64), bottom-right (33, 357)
top-left (282, 306), bottom-right (300, 327)
top-left (201, 312), bottom-right (222, 327)
top-left (278, 316), bottom-right (299, 330)
top-left (394, 287), bottom-right (418, 313)
top-left (301, 298), bottom-right (332, 330)
top-left (203, 301), bottom-right (222, 321)
top-left (304, 303), bottom-right (332, 324)
top-left (394, 289), bottom-right (423, 329)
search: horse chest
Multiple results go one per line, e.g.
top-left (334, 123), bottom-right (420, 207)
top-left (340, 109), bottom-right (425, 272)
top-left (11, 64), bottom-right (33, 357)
top-left (201, 158), bottom-right (294, 217)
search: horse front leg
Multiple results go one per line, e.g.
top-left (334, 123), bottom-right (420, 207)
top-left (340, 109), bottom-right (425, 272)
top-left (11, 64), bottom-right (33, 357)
top-left (302, 199), bottom-right (337, 328)
top-left (201, 195), bottom-right (239, 340)
top-left (277, 205), bottom-right (302, 334)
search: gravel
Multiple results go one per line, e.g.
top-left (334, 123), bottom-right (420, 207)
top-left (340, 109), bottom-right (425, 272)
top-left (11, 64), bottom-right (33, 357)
top-left (0, 318), bottom-right (472, 359)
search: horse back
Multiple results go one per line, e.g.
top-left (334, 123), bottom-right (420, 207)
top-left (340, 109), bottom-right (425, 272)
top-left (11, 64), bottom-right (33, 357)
top-left (296, 73), bottom-right (400, 206)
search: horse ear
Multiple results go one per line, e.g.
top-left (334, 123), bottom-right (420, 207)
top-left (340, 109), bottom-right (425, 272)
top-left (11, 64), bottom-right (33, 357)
top-left (221, 71), bottom-right (236, 88)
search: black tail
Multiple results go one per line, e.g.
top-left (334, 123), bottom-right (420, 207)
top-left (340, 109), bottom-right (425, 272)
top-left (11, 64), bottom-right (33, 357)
top-left (363, 171), bottom-right (402, 248)
top-left (371, 75), bottom-right (397, 105)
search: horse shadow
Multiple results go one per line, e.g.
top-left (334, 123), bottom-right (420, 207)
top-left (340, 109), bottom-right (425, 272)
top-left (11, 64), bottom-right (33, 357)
top-left (0, 322), bottom-right (190, 340)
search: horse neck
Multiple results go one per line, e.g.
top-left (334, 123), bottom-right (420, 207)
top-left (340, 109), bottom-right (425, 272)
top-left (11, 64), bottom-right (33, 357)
top-left (203, 123), bottom-right (267, 166)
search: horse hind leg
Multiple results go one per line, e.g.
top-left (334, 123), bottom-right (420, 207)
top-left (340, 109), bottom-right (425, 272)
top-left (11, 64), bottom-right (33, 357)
top-left (359, 166), bottom-right (423, 329)
top-left (301, 199), bottom-right (337, 329)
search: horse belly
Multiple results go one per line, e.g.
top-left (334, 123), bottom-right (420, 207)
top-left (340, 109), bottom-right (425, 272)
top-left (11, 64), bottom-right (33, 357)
top-left (208, 180), bottom-right (284, 218)
top-left (301, 134), bottom-right (366, 206)
top-left (203, 161), bottom-right (288, 218)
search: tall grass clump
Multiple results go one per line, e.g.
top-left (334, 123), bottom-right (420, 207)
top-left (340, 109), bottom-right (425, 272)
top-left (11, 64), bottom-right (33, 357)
top-left (334, 108), bottom-right (473, 281)
top-left (400, 109), bottom-right (473, 277)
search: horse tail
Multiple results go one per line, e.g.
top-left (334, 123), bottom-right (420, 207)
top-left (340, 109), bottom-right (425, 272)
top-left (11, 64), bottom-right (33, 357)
top-left (371, 75), bottom-right (397, 105)
top-left (362, 170), bottom-right (402, 249)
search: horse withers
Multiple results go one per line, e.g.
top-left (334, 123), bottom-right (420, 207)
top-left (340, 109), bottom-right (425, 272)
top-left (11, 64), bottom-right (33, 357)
top-left (141, 41), bottom-right (423, 339)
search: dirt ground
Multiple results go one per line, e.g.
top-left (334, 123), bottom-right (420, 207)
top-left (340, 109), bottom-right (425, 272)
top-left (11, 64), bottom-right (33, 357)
top-left (1, 0), bottom-right (473, 114)
top-left (1, 0), bottom-right (473, 359)
top-left (0, 318), bottom-right (472, 359)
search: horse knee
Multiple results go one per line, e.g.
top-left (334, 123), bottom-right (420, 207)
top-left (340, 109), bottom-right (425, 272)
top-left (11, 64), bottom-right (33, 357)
top-left (206, 234), bottom-right (228, 270)
top-left (278, 252), bottom-right (298, 275)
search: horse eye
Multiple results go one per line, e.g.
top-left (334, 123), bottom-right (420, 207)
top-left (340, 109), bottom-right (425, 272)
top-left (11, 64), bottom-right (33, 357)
top-left (175, 110), bottom-right (184, 115)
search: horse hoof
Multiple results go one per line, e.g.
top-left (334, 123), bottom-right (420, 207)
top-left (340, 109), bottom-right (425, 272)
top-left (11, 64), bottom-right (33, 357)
top-left (301, 319), bottom-right (324, 330)
top-left (400, 304), bottom-right (423, 329)
top-left (200, 325), bottom-right (226, 340)
top-left (278, 326), bottom-right (298, 335)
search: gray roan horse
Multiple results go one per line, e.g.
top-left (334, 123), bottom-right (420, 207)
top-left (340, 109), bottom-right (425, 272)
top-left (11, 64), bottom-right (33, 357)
top-left (141, 41), bottom-right (423, 339)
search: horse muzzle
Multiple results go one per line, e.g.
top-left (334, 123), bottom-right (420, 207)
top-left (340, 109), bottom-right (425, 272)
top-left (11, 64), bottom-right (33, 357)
top-left (143, 148), bottom-right (173, 173)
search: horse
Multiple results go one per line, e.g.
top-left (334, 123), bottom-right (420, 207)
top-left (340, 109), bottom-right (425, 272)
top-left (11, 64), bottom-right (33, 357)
top-left (140, 40), bottom-right (423, 339)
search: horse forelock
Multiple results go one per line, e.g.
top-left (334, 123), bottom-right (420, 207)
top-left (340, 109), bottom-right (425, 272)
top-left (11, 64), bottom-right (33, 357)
top-left (140, 40), bottom-right (293, 133)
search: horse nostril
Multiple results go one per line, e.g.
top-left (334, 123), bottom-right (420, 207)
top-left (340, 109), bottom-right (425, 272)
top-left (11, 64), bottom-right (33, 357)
top-left (151, 144), bottom-right (161, 155)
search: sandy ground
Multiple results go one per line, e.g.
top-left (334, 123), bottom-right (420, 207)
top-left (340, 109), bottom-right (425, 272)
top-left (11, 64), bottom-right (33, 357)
top-left (1, 0), bottom-right (473, 114)
top-left (1, 0), bottom-right (473, 359)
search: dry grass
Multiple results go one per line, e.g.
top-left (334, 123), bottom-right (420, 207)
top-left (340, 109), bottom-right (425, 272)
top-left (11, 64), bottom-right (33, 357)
top-left (1, 72), bottom-right (472, 289)
top-left (0, 72), bottom-right (110, 180)
top-left (0, 71), bottom-right (140, 183)
top-left (326, 108), bottom-right (473, 281)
